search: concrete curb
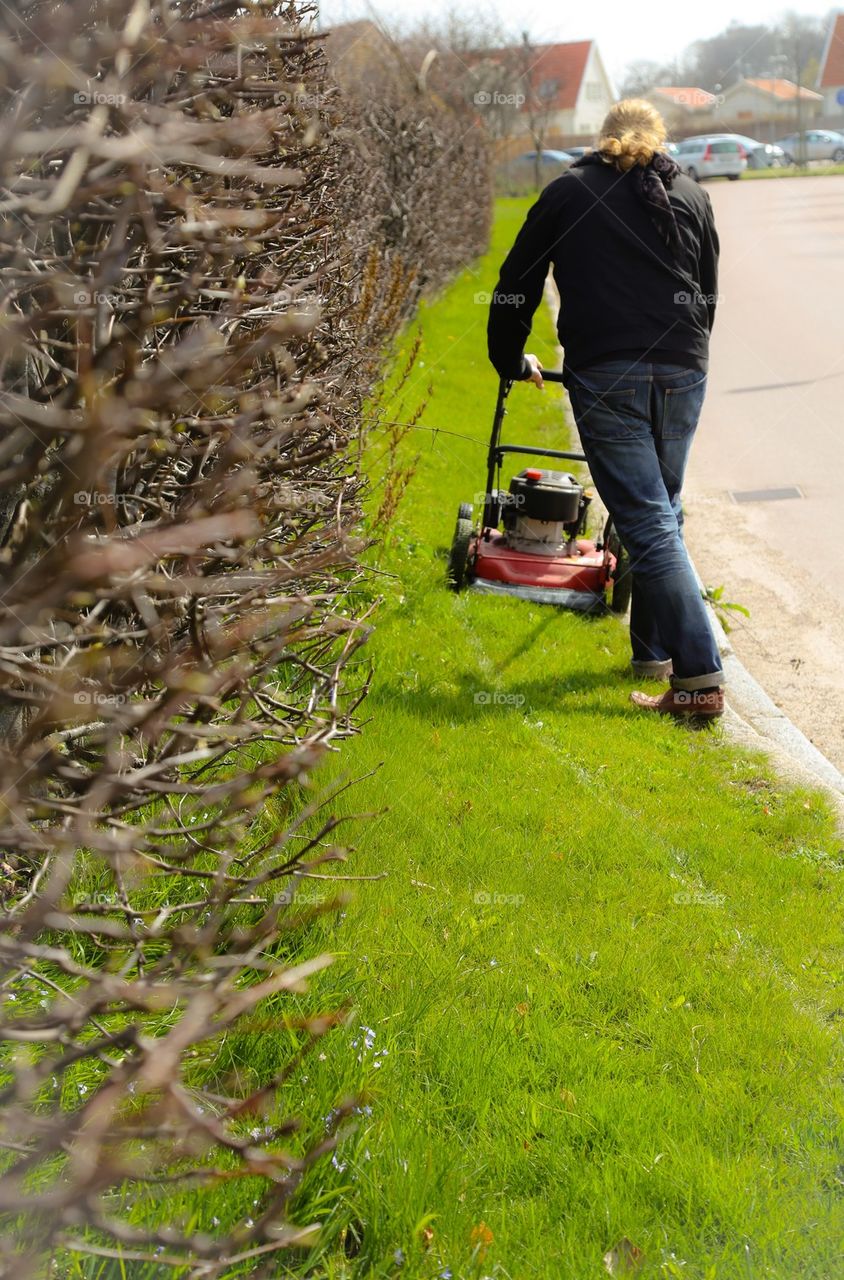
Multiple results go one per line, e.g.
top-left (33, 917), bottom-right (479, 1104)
top-left (700, 580), bottom-right (844, 815)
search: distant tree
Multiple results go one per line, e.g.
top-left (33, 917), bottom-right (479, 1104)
top-left (619, 59), bottom-right (676, 97)
top-left (386, 11), bottom-right (527, 149)
top-left (683, 14), bottom-right (826, 91)
top-left (463, 53), bottom-right (526, 142)
top-left (618, 14), bottom-right (828, 99)
top-left (518, 31), bottom-right (562, 188)
top-left (772, 12), bottom-right (827, 162)
top-left (684, 23), bottom-right (775, 90)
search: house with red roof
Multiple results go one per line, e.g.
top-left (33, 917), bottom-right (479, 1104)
top-left (719, 77), bottom-right (823, 124)
top-left (478, 39), bottom-right (615, 150)
top-left (818, 11), bottom-right (844, 118)
top-left (645, 87), bottom-right (719, 129)
top-left (517, 40), bottom-right (615, 138)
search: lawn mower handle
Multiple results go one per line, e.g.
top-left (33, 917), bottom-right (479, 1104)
top-left (502, 370), bottom-right (566, 391)
top-left (496, 444), bottom-right (586, 463)
top-left (503, 371), bottom-right (584, 459)
top-left (486, 374), bottom-right (586, 502)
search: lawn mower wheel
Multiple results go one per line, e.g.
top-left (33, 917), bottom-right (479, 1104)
top-left (448, 503), bottom-right (473, 592)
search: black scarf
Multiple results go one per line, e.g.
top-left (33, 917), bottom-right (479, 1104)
top-left (573, 150), bottom-right (682, 255)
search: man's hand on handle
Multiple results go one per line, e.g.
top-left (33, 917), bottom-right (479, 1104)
top-left (524, 353), bottom-right (544, 389)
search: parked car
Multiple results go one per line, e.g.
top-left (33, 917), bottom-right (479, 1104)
top-left (501, 150), bottom-right (574, 193)
top-left (563, 146), bottom-right (592, 160)
top-left (773, 130), bottom-right (844, 163)
top-left (706, 133), bottom-right (787, 169)
top-left (675, 136), bottom-right (747, 181)
top-left (665, 142), bottom-right (680, 157)
top-left (516, 149), bottom-right (575, 168)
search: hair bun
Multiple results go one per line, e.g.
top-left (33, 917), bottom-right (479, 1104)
top-left (597, 99), bottom-right (666, 172)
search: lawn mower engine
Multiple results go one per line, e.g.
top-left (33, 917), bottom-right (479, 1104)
top-left (501, 467), bottom-right (588, 555)
top-left (469, 466), bottom-right (616, 611)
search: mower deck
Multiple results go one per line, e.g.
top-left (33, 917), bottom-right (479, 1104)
top-left (469, 577), bottom-right (607, 611)
top-left (470, 529), bottom-right (612, 611)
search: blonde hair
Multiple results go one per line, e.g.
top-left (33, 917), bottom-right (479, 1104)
top-left (597, 99), bottom-right (668, 171)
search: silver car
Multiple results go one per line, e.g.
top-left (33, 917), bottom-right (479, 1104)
top-left (708, 133), bottom-right (787, 169)
top-left (516, 150), bottom-right (574, 170)
top-left (773, 130), bottom-right (844, 164)
top-left (675, 136), bottom-right (747, 182)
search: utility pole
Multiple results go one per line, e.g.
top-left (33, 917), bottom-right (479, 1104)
top-left (793, 38), bottom-right (805, 165)
top-left (777, 24), bottom-right (808, 165)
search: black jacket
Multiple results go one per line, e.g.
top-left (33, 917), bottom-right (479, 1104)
top-left (487, 161), bottom-right (720, 380)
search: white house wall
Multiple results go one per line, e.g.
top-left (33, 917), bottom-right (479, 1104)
top-left (573, 43), bottom-right (615, 135)
top-left (719, 85), bottom-right (822, 121)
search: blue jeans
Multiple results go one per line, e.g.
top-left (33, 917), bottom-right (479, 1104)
top-left (565, 360), bottom-right (724, 690)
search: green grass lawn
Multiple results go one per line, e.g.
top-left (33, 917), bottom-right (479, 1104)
top-left (742, 163), bottom-right (844, 179)
top-left (72, 201), bottom-right (839, 1280)
top-left (19, 205), bottom-right (843, 1280)
top-left (271, 199), bottom-right (844, 1279)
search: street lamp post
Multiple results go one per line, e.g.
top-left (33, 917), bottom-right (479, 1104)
top-left (794, 48), bottom-right (806, 166)
top-left (768, 51), bottom-right (803, 161)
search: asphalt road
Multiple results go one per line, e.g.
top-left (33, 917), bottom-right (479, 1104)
top-left (682, 174), bottom-right (844, 769)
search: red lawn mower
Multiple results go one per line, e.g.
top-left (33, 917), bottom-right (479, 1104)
top-left (448, 371), bottom-right (632, 614)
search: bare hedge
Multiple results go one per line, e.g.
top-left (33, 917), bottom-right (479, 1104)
top-left (328, 21), bottom-right (492, 302)
top-left (0, 1), bottom-right (490, 1275)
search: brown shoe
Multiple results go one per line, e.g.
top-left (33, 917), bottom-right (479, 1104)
top-left (630, 687), bottom-right (724, 719)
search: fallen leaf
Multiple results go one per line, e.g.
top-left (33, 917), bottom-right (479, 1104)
top-left (516, 1002), bottom-right (529, 1016)
top-left (603, 1238), bottom-right (644, 1276)
top-left (421, 1225), bottom-right (434, 1249)
top-left (470, 1221), bottom-right (494, 1259)
top-left (559, 1088), bottom-right (577, 1111)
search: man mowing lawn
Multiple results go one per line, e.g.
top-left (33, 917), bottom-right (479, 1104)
top-left (488, 98), bottom-right (725, 720)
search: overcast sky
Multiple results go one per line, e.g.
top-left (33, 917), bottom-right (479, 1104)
top-left (317, 0), bottom-right (834, 88)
